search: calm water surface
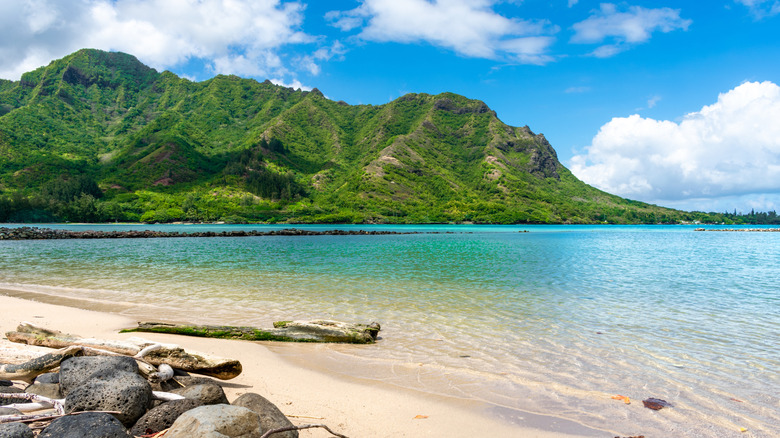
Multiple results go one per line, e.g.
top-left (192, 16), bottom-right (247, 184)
top-left (1, 224), bottom-right (777, 437)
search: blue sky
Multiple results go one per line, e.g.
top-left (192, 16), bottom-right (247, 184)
top-left (2, 0), bottom-right (779, 213)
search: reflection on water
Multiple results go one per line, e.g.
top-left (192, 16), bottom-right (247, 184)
top-left (1, 224), bottom-right (778, 437)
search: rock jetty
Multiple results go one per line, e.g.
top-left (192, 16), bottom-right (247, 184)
top-left (694, 228), bottom-right (780, 232)
top-left (0, 226), bottom-right (441, 240)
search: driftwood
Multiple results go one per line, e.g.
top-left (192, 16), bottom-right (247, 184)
top-left (5, 323), bottom-right (242, 380)
top-left (126, 320), bottom-right (381, 344)
top-left (0, 345), bottom-right (83, 382)
top-left (260, 423), bottom-right (350, 438)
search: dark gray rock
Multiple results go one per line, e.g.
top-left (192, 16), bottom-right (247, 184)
top-left (0, 380), bottom-right (12, 386)
top-left (34, 372), bottom-right (59, 384)
top-left (59, 356), bottom-right (139, 396)
top-left (25, 382), bottom-right (62, 399)
top-left (38, 412), bottom-right (131, 438)
top-left (64, 368), bottom-right (152, 427)
top-left (165, 404), bottom-right (263, 438)
top-left (154, 375), bottom-right (217, 392)
top-left (232, 393), bottom-right (298, 438)
top-left (170, 383), bottom-right (229, 405)
top-left (0, 422), bottom-right (34, 438)
top-left (0, 387), bottom-right (29, 404)
top-left (129, 398), bottom-right (204, 436)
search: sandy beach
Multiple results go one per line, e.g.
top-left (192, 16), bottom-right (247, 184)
top-left (0, 292), bottom-right (602, 437)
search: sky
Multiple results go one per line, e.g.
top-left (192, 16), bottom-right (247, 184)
top-left (1, 0), bottom-right (779, 213)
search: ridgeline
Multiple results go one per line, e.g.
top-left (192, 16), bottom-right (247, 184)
top-left (0, 49), bottom-right (724, 224)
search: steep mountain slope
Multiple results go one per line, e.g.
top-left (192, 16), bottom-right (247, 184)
top-left (0, 49), bottom-right (709, 224)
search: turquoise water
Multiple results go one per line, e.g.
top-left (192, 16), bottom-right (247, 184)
top-left (1, 224), bottom-right (778, 437)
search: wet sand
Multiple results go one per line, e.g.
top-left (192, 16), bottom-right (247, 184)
top-left (0, 291), bottom-right (603, 437)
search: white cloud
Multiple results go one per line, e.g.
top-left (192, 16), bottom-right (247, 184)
top-left (326, 0), bottom-right (558, 64)
top-left (736, 0), bottom-right (780, 18)
top-left (269, 77), bottom-right (312, 91)
top-left (565, 86), bottom-right (590, 93)
top-left (571, 3), bottom-right (691, 57)
top-left (570, 81), bottom-right (780, 210)
top-left (646, 95), bottom-right (661, 109)
top-left (0, 0), bottom-right (311, 81)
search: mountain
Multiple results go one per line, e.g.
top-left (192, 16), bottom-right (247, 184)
top-left (0, 49), bottom-right (716, 224)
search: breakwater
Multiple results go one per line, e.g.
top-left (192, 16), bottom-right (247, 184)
top-left (0, 226), bottom-right (438, 240)
top-left (694, 227), bottom-right (780, 232)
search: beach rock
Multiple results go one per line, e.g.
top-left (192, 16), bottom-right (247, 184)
top-left (38, 412), bottom-right (131, 438)
top-left (0, 407), bottom-right (22, 416)
top-left (34, 372), bottom-right (59, 384)
top-left (0, 380), bottom-right (12, 386)
top-left (24, 382), bottom-right (62, 399)
top-left (642, 398), bottom-right (671, 410)
top-left (232, 393), bottom-right (298, 438)
top-left (170, 382), bottom-right (229, 405)
top-left (129, 398), bottom-right (204, 436)
top-left (165, 404), bottom-right (263, 438)
top-left (155, 375), bottom-right (217, 392)
top-left (0, 422), bottom-right (34, 438)
top-left (0, 386), bottom-right (29, 404)
top-left (59, 356), bottom-right (139, 395)
top-left (61, 357), bottom-right (152, 427)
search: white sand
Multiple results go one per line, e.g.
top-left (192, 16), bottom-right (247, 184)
top-left (0, 293), bottom-right (600, 437)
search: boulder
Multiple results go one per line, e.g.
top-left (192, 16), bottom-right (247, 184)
top-left (38, 412), bottom-right (131, 438)
top-left (25, 382), bottom-right (62, 399)
top-left (129, 398), bottom-right (204, 436)
top-left (60, 356), bottom-right (138, 396)
top-left (232, 393), bottom-right (298, 438)
top-left (60, 357), bottom-right (152, 427)
top-left (0, 381), bottom-right (12, 387)
top-left (34, 372), bottom-right (59, 384)
top-left (0, 422), bottom-right (34, 438)
top-left (59, 356), bottom-right (138, 395)
top-left (170, 383), bottom-right (229, 405)
top-left (165, 404), bottom-right (263, 438)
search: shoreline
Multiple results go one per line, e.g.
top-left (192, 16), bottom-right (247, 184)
top-left (0, 290), bottom-right (604, 437)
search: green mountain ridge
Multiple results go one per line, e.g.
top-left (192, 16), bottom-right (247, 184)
top-left (0, 48), bottom-right (723, 224)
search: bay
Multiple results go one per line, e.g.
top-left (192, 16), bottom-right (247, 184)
top-left (1, 224), bottom-right (777, 436)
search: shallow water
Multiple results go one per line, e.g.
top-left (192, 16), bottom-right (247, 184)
top-left (1, 224), bottom-right (778, 437)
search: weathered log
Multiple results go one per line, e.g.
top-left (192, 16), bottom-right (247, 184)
top-left (126, 320), bottom-right (381, 344)
top-left (0, 345), bottom-right (83, 382)
top-left (5, 323), bottom-right (242, 380)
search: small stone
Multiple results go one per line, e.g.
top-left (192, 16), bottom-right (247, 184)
top-left (165, 404), bottom-right (263, 438)
top-left (170, 383), bottom-right (229, 405)
top-left (0, 387), bottom-right (29, 405)
top-left (38, 412), bottom-right (131, 438)
top-left (25, 382), bottom-right (62, 399)
top-left (0, 407), bottom-right (22, 416)
top-left (0, 422), bottom-right (34, 438)
top-left (34, 373), bottom-right (60, 384)
top-left (0, 380), bottom-right (13, 387)
top-left (129, 398), bottom-right (204, 436)
top-left (232, 393), bottom-right (298, 438)
top-left (642, 398), bottom-right (671, 410)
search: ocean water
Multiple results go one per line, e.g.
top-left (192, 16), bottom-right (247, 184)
top-left (0, 224), bottom-right (777, 437)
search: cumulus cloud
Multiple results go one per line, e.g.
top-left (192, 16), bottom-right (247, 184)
top-left (571, 3), bottom-right (691, 57)
top-left (326, 0), bottom-right (558, 64)
top-left (570, 81), bottom-right (780, 210)
top-left (736, 0), bottom-right (780, 18)
top-left (0, 0), bottom-right (311, 81)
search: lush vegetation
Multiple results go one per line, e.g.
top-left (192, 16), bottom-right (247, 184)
top-left (0, 49), bottom-right (757, 225)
